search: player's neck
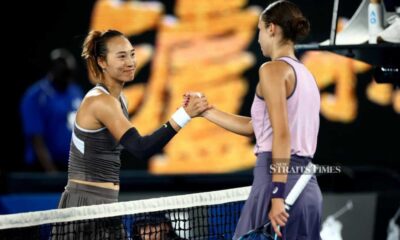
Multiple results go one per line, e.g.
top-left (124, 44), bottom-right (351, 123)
top-left (99, 79), bottom-right (124, 99)
top-left (270, 44), bottom-right (295, 60)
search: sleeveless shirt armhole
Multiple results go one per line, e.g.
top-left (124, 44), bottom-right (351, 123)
top-left (274, 59), bottom-right (297, 100)
top-left (255, 93), bottom-right (264, 100)
top-left (120, 93), bottom-right (128, 110)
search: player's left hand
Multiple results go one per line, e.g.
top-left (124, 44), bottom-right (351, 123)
top-left (269, 198), bottom-right (289, 238)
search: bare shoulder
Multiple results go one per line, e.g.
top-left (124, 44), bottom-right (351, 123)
top-left (259, 61), bottom-right (290, 83)
top-left (81, 90), bottom-right (120, 114)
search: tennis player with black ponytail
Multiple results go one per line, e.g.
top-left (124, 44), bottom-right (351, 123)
top-left (193, 1), bottom-right (323, 239)
top-left (57, 29), bottom-right (210, 209)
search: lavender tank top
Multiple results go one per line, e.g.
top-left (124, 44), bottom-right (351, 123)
top-left (251, 57), bottom-right (320, 157)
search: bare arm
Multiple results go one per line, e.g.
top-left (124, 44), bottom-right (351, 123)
top-left (82, 92), bottom-right (208, 140)
top-left (31, 135), bottom-right (58, 172)
top-left (74, 90), bottom-right (208, 161)
top-left (259, 62), bottom-right (291, 183)
top-left (202, 108), bottom-right (254, 137)
top-left (96, 96), bottom-right (137, 139)
top-left (92, 95), bottom-right (181, 141)
top-left (260, 61), bottom-right (291, 236)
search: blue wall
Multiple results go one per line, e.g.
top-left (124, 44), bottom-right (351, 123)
top-left (0, 194), bottom-right (60, 214)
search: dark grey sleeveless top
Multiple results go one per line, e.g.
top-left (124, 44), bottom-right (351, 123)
top-left (68, 85), bottom-right (129, 183)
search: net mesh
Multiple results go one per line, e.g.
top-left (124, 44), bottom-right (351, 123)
top-left (0, 186), bottom-right (250, 240)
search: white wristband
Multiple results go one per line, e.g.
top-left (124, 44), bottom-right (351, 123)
top-left (171, 107), bottom-right (191, 128)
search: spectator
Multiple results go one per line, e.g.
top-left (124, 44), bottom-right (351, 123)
top-left (20, 48), bottom-right (83, 172)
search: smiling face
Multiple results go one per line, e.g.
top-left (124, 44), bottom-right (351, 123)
top-left (98, 36), bottom-right (136, 83)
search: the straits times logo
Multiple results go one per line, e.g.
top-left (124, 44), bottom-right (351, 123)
top-left (270, 162), bottom-right (342, 175)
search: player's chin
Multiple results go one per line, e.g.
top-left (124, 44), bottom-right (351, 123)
top-left (121, 74), bottom-right (135, 82)
top-left (261, 49), bottom-right (269, 57)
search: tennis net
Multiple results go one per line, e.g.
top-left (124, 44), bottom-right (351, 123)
top-left (0, 186), bottom-right (250, 239)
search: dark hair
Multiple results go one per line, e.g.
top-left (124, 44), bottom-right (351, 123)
top-left (261, 0), bottom-right (310, 42)
top-left (81, 29), bottom-right (124, 81)
top-left (49, 48), bottom-right (76, 85)
top-left (50, 48), bottom-right (76, 70)
top-left (132, 213), bottom-right (186, 240)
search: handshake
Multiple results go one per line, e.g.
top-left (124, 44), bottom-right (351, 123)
top-left (182, 92), bottom-right (212, 118)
